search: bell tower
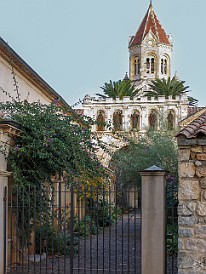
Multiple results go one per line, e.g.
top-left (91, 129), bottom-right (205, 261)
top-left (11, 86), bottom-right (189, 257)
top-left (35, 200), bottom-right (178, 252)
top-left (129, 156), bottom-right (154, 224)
top-left (129, 3), bottom-right (172, 89)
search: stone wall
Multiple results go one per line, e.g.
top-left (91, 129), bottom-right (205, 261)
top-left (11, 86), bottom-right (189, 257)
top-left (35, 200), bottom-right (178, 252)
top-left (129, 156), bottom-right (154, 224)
top-left (178, 136), bottom-right (206, 273)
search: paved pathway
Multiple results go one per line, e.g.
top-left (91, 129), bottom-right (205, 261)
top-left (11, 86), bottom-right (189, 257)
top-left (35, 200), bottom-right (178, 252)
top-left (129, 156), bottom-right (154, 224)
top-left (10, 212), bottom-right (177, 273)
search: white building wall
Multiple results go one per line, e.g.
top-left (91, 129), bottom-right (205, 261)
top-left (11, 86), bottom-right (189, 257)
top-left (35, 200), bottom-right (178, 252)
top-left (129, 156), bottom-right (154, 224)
top-left (82, 95), bottom-right (189, 133)
top-left (0, 56), bottom-right (52, 104)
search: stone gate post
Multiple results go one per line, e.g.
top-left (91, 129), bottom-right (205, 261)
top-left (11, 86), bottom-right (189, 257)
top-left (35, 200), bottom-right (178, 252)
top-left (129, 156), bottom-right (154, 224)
top-left (0, 121), bottom-right (20, 274)
top-left (139, 165), bottom-right (166, 274)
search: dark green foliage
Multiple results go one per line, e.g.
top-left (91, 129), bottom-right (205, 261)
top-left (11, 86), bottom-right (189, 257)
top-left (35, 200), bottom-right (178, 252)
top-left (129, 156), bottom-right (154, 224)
top-left (0, 101), bottom-right (107, 247)
top-left (96, 80), bottom-right (139, 100)
top-left (96, 200), bottom-right (121, 227)
top-left (147, 76), bottom-right (190, 98)
top-left (79, 215), bottom-right (98, 236)
top-left (112, 130), bottom-right (178, 183)
top-left (167, 223), bottom-right (178, 255)
top-left (35, 222), bottom-right (79, 255)
top-left (111, 130), bottom-right (178, 208)
top-left (188, 96), bottom-right (198, 106)
top-left (0, 101), bottom-right (105, 186)
top-left (67, 215), bottom-right (98, 237)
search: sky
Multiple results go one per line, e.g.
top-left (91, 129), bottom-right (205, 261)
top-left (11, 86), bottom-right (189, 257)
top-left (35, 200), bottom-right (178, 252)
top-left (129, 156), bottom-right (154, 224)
top-left (0, 0), bottom-right (205, 107)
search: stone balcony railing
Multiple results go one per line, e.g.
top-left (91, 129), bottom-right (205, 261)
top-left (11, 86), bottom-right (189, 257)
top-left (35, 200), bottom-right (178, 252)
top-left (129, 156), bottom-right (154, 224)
top-left (82, 94), bottom-right (189, 105)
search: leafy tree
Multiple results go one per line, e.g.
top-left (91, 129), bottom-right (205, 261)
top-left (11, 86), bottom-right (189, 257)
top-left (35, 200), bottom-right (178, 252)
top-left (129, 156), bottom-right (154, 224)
top-left (0, 101), bottom-right (108, 242)
top-left (147, 76), bottom-right (190, 98)
top-left (96, 79), bottom-right (139, 100)
top-left (111, 130), bottom-right (178, 206)
top-left (0, 101), bottom-right (105, 187)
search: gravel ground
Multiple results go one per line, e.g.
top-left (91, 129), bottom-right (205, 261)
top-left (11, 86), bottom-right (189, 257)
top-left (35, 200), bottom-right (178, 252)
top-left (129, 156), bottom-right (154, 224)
top-left (10, 212), bottom-right (177, 273)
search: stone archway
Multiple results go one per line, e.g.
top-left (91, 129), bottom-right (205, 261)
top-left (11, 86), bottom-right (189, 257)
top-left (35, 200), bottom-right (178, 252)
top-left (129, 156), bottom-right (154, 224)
top-left (95, 133), bottom-right (129, 167)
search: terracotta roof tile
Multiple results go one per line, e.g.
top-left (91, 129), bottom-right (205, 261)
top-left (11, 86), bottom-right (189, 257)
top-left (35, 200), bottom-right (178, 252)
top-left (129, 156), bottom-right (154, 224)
top-left (187, 106), bottom-right (205, 117)
top-left (177, 111), bottom-right (206, 138)
top-left (129, 3), bottom-right (170, 47)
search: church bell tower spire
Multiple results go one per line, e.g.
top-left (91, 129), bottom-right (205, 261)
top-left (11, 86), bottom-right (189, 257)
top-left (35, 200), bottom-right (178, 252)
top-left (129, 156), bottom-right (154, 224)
top-left (128, 3), bottom-right (173, 91)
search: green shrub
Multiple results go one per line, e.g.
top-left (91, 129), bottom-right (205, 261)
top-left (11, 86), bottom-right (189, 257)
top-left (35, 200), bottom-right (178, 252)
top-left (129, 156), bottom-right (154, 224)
top-left (67, 215), bottom-right (98, 237)
top-left (35, 222), bottom-right (78, 255)
top-left (93, 200), bottom-right (121, 227)
top-left (167, 223), bottom-right (178, 255)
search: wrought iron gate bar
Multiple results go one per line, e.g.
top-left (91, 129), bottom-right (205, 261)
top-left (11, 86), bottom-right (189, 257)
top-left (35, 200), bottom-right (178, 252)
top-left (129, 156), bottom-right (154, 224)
top-left (4, 180), bottom-right (180, 273)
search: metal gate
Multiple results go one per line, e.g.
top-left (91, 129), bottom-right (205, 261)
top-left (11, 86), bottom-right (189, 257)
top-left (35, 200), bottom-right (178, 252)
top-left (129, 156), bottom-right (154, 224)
top-left (5, 178), bottom-right (178, 273)
top-left (6, 181), bottom-right (141, 273)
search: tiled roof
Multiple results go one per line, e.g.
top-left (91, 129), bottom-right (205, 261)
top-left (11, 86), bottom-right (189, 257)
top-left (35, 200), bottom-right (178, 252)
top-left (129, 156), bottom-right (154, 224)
top-left (187, 106), bottom-right (205, 117)
top-left (177, 110), bottom-right (206, 138)
top-left (129, 3), bottom-right (170, 47)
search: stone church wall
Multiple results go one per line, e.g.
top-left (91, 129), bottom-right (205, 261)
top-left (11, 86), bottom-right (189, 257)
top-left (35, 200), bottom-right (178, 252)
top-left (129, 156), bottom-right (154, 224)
top-left (177, 136), bottom-right (206, 273)
top-left (82, 94), bottom-right (189, 133)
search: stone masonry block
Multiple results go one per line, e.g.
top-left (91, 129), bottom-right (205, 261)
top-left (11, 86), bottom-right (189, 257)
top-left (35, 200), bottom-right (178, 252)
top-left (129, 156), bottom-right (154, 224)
top-left (196, 202), bottom-right (206, 217)
top-left (179, 216), bottom-right (195, 227)
top-left (178, 238), bottom-right (184, 250)
top-left (196, 153), bottom-right (206, 161)
top-left (195, 161), bottom-right (202, 167)
top-left (187, 270), bottom-right (206, 274)
top-left (186, 201), bottom-right (196, 213)
top-left (196, 166), bottom-right (206, 177)
top-left (179, 179), bottom-right (200, 200)
top-left (200, 178), bottom-right (206, 188)
top-left (179, 149), bottom-right (191, 161)
top-left (178, 251), bottom-right (197, 269)
top-left (185, 239), bottom-right (206, 252)
top-left (179, 228), bottom-right (194, 237)
top-left (178, 203), bottom-right (193, 216)
top-left (191, 146), bottom-right (203, 153)
top-left (179, 162), bottom-right (195, 178)
top-left (195, 226), bottom-right (206, 238)
top-left (202, 190), bottom-right (206, 200)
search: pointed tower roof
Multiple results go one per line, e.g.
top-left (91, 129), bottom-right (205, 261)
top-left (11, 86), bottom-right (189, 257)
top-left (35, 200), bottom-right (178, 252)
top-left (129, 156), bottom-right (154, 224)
top-left (129, 3), bottom-right (170, 47)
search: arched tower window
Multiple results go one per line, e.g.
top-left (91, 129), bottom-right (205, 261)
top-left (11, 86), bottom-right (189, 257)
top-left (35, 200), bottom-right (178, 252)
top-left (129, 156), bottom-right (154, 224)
top-left (164, 59), bottom-right (167, 74)
top-left (137, 59), bottom-right (140, 74)
top-left (149, 110), bottom-right (158, 130)
top-left (167, 111), bottom-right (174, 130)
top-left (146, 58), bottom-right (150, 73)
top-left (146, 57), bottom-right (155, 74)
top-left (113, 110), bottom-right (122, 131)
top-left (131, 111), bottom-right (140, 130)
top-left (134, 59), bottom-right (137, 75)
top-left (151, 58), bottom-right (154, 73)
top-left (161, 59), bottom-right (164, 74)
top-left (134, 57), bottom-right (140, 75)
top-left (161, 58), bottom-right (168, 75)
top-left (96, 110), bottom-right (105, 131)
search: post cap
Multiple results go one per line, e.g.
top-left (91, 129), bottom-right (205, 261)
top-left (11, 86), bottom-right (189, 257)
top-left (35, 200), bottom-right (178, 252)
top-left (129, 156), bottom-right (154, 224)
top-left (145, 165), bottom-right (163, 171)
top-left (139, 165), bottom-right (167, 175)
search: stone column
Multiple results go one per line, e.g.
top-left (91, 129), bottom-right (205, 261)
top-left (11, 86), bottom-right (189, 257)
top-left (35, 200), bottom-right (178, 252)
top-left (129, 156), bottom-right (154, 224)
top-left (139, 165), bottom-right (166, 274)
top-left (0, 121), bottom-right (20, 274)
